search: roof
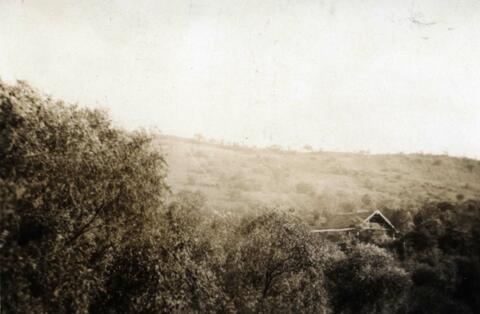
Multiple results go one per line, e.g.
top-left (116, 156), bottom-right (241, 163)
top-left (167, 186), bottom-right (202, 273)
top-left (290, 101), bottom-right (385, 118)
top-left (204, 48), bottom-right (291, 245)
top-left (312, 210), bottom-right (397, 233)
top-left (363, 210), bottom-right (397, 231)
top-left (321, 210), bottom-right (372, 229)
top-left (311, 228), bottom-right (354, 234)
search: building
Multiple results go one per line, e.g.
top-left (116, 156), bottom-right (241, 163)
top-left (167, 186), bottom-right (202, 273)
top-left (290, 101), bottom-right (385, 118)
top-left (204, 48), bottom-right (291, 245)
top-left (311, 210), bottom-right (397, 236)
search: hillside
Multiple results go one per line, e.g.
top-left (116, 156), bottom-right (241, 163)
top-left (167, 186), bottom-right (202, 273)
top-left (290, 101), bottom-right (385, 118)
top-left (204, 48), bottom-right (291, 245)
top-left (154, 135), bottom-right (480, 221)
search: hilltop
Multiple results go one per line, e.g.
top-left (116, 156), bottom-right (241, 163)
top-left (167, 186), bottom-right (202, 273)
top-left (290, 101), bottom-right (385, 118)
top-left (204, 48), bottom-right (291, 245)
top-left (154, 134), bottom-right (480, 222)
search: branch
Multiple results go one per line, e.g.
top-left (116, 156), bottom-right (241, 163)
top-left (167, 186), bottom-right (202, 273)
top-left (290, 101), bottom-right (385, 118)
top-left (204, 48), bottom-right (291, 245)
top-left (66, 196), bottom-right (117, 245)
top-left (262, 271), bottom-right (274, 298)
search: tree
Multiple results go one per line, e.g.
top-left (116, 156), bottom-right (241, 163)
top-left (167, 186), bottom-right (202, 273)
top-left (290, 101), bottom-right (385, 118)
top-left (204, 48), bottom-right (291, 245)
top-left (401, 201), bottom-right (480, 313)
top-left (194, 133), bottom-right (205, 141)
top-left (326, 243), bottom-right (410, 314)
top-left (93, 193), bottom-right (227, 313)
top-left (295, 182), bottom-right (316, 196)
top-left (223, 211), bottom-right (328, 313)
top-left (303, 144), bottom-right (313, 152)
top-left (0, 80), bottom-right (168, 313)
top-left (388, 210), bottom-right (414, 232)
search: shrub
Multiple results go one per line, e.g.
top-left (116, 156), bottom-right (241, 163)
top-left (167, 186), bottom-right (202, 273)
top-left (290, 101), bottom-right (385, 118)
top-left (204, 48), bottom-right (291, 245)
top-left (227, 189), bottom-right (242, 201)
top-left (295, 182), bottom-right (316, 196)
top-left (187, 174), bottom-right (196, 185)
top-left (361, 194), bottom-right (372, 207)
top-left (465, 163), bottom-right (474, 172)
top-left (340, 201), bottom-right (355, 212)
top-left (303, 144), bottom-right (313, 151)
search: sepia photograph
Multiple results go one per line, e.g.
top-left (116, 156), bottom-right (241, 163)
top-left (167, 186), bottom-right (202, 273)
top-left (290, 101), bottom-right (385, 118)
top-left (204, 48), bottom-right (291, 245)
top-left (1, 1), bottom-right (480, 313)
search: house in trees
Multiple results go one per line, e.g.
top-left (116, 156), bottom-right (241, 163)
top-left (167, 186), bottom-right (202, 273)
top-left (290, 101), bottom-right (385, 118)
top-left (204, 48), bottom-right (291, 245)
top-left (312, 210), bottom-right (397, 237)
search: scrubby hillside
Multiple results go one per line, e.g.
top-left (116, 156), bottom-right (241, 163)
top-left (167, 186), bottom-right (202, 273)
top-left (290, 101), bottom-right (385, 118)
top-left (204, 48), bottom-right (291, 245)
top-left (155, 135), bottom-right (480, 220)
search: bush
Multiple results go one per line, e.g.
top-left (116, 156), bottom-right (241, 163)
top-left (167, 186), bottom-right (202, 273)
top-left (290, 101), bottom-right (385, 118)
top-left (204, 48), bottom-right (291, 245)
top-left (361, 194), bottom-right (372, 207)
top-left (340, 201), bottom-right (355, 212)
top-left (295, 182), bottom-right (316, 196)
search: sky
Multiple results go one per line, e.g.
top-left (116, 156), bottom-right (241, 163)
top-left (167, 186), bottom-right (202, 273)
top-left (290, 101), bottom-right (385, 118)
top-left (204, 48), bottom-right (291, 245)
top-left (1, 0), bottom-right (479, 158)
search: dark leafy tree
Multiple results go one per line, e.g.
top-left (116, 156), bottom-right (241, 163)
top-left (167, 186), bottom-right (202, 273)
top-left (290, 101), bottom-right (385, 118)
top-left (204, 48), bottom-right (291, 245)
top-left (326, 243), bottom-right (410, 314)
top-left (402, 201), bottom-right (480, 314)
top-left (223, 211), bottom-right (328, 313)
top-left (93, 195), bottom-right (228, 313)
top-left (1, 81), bottom-right (168, 313)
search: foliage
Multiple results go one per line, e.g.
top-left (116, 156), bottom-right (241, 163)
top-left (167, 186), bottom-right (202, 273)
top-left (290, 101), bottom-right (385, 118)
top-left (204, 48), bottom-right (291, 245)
top-left (400, 201), bottom-right (480, 314)
top-left (92, 193), bottom-right (227, 313)
top-left (326, 243), bottom-right (410, 314)
top-left (1, 81), bottom-right (168, 313)
top-left (361, 194), bottom-right (372, 207)
top-left (223, 211), bottom-right (328, 313)
top-left (2, 80), bottom-right (480, 314)
top-left (384, 209), bottom-right (414, 233)
top-left (295, 182), bottom-right (316, 196)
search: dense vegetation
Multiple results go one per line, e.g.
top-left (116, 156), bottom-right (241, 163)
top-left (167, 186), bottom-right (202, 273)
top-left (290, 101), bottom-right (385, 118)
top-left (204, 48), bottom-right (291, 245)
top-left (1, 81), bottom-right (480, 313)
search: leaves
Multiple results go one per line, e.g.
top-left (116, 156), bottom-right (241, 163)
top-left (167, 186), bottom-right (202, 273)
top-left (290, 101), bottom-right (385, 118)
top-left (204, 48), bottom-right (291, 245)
top-left (3, 80), bottom-right (480, 314)
top-left (1, 80), bottom-right (168, 313)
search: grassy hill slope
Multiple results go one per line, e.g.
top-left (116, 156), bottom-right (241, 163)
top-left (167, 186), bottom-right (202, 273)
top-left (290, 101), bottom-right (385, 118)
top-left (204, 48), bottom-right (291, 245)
top-left (154, 135), bottom-right (480, 221)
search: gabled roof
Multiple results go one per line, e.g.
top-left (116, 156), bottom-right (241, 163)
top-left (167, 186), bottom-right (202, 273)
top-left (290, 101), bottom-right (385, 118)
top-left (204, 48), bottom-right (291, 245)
top-left (363, 210), bottom-right (397, 231)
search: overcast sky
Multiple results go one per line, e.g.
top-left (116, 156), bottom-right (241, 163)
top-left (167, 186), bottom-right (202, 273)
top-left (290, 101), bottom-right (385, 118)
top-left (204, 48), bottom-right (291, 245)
top-left (1, 0), bottom-right (479, 157)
